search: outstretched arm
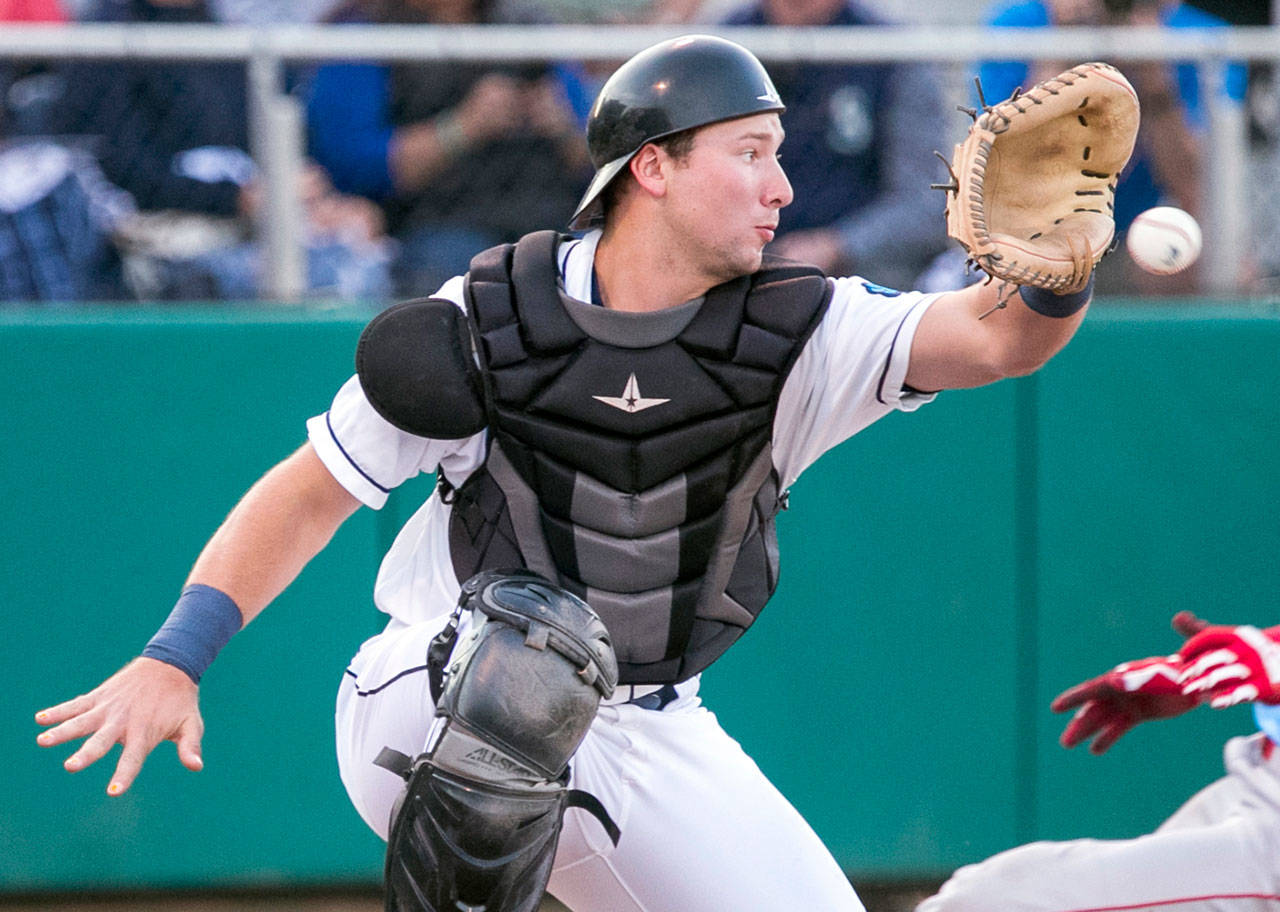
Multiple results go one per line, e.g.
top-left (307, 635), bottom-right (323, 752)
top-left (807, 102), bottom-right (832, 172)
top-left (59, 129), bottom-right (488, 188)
top-left (36, 443), bottom-right (360, 795)
top-left (905, 279), bottom-right (1089, 391)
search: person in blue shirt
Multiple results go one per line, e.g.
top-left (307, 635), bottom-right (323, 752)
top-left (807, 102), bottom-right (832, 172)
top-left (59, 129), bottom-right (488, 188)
top-left (305, 0), bottom-right (592, 298)
top-left (979, 0), bottom-right (1247, 291)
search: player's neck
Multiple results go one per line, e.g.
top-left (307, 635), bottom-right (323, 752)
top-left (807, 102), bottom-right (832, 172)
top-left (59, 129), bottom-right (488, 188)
top-left (594, 218), bottom-right (713, 313)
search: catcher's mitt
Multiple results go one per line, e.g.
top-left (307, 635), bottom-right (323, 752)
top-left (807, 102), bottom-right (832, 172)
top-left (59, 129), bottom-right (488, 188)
top-left (938, 62), bottom-right (1140, 293)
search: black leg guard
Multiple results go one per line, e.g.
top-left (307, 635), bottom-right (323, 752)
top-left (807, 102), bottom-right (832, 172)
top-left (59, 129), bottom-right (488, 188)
top-left (381, 571), bottom-right (619, 912)
top-left (384, 758), bottom-right (569, 912)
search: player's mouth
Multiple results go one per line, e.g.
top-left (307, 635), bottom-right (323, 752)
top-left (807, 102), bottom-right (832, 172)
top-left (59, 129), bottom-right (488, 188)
top-left (755, 225), bottom-right (776, 242)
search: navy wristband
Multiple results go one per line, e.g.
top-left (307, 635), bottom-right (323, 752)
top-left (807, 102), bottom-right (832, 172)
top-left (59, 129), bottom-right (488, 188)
top-left (1018, 273), bottom-right (1095, 318)
top-left (142, 584), bottom-right (243, 684)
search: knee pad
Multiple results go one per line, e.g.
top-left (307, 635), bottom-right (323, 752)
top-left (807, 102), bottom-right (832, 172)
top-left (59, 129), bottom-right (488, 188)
top-left (381, 570), bottom-right (619, 912)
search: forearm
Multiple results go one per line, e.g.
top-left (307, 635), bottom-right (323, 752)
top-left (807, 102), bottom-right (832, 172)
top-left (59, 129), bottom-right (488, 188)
top-left (186, 443), bottom-right (360, 626)
top-left (907, 280), bottom-right (1089, 391)
top-left (971, 281), bottom-right (1088, 376)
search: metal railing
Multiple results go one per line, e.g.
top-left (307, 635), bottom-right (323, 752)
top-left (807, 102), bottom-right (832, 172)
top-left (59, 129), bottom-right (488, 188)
top-left (2, 22), bottom-right (1277, 299)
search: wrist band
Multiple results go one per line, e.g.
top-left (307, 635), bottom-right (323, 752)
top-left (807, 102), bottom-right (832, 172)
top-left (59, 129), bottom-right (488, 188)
top-left (141, 584), bottom-right (243, 684)
top-left (1019, 274), bottom-right (1094, 318)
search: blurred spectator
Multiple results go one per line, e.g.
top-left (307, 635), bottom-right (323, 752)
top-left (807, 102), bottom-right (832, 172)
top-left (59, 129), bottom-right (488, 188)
top-left (1247, 61), bottom-right (1280, 292)
top-left (978, 0), bottom-right (1247, 293)
top-left (502, 0), bottom-right (711, 23)
top-left (720, 0), bottom-right (949, 291)
top-left (0, 0), bottom-right (132, 304)
top-left (0, 0), bottom-right (67, 19)
top-left (306, 0), bottom-right (593, 298)
top-left (209, 0), bottom-right (340, 22)
top-left (30, 0), bottom-right (392, 302)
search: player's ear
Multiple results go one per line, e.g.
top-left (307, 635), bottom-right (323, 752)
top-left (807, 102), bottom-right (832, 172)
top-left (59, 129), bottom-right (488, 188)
top-left (628, 144), bottom-right (669, 200)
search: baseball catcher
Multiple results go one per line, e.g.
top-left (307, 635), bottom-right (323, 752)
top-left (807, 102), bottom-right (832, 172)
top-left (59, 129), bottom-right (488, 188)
top-left (38, 36), bottom-right (1143, 912)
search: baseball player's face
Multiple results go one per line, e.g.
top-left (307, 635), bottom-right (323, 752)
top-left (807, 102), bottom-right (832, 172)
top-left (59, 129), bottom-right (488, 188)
top-left (663, 113), bottom-right (792, 281)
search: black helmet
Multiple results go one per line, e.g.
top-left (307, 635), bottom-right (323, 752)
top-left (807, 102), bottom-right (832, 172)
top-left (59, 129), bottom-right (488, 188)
top-left (568, 34), bottom-right (785, 229)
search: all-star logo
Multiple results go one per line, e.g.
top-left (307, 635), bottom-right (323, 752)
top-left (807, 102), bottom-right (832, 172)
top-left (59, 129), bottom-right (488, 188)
top-left (464, 747), bottom-right (533, 777)
top-left (758, 82), bottom-right (783, 106)
top-left (593, 373), bottom-right (670, 414)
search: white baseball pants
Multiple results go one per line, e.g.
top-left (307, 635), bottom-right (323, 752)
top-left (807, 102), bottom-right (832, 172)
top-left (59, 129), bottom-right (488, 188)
top-left (335, 618), bottom-right (865, 912)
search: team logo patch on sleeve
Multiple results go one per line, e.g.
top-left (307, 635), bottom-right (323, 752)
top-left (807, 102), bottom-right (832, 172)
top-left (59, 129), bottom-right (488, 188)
top-left (861, 281), bottom-right (903, 297)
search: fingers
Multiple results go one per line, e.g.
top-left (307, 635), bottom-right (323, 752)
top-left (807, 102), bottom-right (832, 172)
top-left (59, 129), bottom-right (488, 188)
top-left (1058, 700), bottom-right (1109, 749)
top-left (64, 725), bottom-right (122, 774)
top-left (1181, 650), bottom-right (1253, 708)
top-left (1088, 715), bottom-right (1135, 755)
top-left (1180, 649), bottom-right (1247, 691)
top-left (36, 710), bottom-right (103, 749)
top-left (1171, 611), bottom-right (1210, 638)
top-left (36, 661), bottom-right (204, 793)
top-left (1062, 233), bottom-right (1093, 293)
top-left (1058, 700), bottom-right (1141, 753)
top-left (1050, 677), bottom-right (1107, 713)
top-left (108, 741), bottom-right (152, 796)
top-left (35, 693), bottom-right (94, 727)
top-left (1208, 683), bottom-right (1260, 709)
top-left (1178, 627), bottom-right (1239, 660)
top-left (175, 718), bottom-right (205, 773)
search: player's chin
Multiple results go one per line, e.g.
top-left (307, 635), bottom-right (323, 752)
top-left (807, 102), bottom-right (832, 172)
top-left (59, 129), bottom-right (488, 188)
top-left (730, 243), bottom-right (765, 276)
top-left (707, 239), bottom-right (765, 282)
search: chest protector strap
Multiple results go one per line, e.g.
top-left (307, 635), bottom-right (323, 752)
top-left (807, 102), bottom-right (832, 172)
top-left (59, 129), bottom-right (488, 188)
top-left (452, 230), bottom-right (831, 684)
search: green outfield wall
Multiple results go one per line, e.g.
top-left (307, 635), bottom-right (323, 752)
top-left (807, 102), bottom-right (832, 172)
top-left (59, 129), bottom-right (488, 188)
top-left (2, 300), bottom-right (1278, 891)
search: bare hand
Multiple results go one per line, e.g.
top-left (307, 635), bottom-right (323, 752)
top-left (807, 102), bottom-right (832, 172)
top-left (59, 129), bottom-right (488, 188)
top-left (35, 657), bottom-right (204, 796)
top-left (455, 73), bottom-right (526, 145)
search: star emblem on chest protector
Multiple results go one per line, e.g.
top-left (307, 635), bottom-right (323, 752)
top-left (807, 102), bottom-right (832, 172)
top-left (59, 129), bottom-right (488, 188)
top-left (593, 373), bottom-right (670, 413)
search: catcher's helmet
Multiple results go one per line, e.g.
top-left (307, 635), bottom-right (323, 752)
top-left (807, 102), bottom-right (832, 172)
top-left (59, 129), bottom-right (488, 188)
top-left (568, 34), bottom-right (785, 229)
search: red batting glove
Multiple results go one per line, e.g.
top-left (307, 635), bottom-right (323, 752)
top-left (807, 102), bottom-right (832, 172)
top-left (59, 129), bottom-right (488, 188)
top-left (1178, 624), bottom-right (1280, 708)
top-left (1051, 654), bottom-right (1197, 754)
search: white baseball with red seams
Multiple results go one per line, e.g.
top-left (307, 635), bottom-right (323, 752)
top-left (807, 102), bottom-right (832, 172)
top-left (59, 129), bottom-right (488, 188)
top-left (1126, 206), bottom-right (1203, 275)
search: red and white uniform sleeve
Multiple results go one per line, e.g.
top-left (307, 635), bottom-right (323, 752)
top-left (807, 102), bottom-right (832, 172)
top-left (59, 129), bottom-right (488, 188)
top-left (773, 276), bottom-right (940, 488)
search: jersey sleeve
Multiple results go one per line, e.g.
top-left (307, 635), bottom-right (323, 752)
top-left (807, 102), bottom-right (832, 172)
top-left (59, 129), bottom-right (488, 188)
top-left (306, 276), bottom-right (486, 508)
top-left (772, 277), bottom-right (939, 488)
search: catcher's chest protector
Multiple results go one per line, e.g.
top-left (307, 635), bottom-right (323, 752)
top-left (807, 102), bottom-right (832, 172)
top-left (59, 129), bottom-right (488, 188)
top-left (452, 230), bottom-right (831, 684)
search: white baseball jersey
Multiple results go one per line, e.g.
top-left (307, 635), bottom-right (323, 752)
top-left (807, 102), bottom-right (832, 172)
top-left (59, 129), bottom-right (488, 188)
top-left (314, 230), bottom-right (939, 911)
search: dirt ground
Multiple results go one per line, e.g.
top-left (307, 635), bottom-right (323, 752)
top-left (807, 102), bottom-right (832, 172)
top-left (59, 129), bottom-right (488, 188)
top-left (0, 882), bottom-right (942, 912)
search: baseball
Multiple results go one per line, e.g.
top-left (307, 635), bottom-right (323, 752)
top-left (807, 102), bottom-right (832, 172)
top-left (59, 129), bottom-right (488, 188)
top-left (1125, 207), bottom-right (1202, 275)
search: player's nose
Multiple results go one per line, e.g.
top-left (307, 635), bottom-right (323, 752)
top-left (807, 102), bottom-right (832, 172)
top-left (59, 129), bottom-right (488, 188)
top-left (765, 158), bottom-right (793, 209)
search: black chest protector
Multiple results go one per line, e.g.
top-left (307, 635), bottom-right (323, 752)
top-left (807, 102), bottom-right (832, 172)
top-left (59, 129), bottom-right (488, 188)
top-left (450, 230), bottom-right (831, 684)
